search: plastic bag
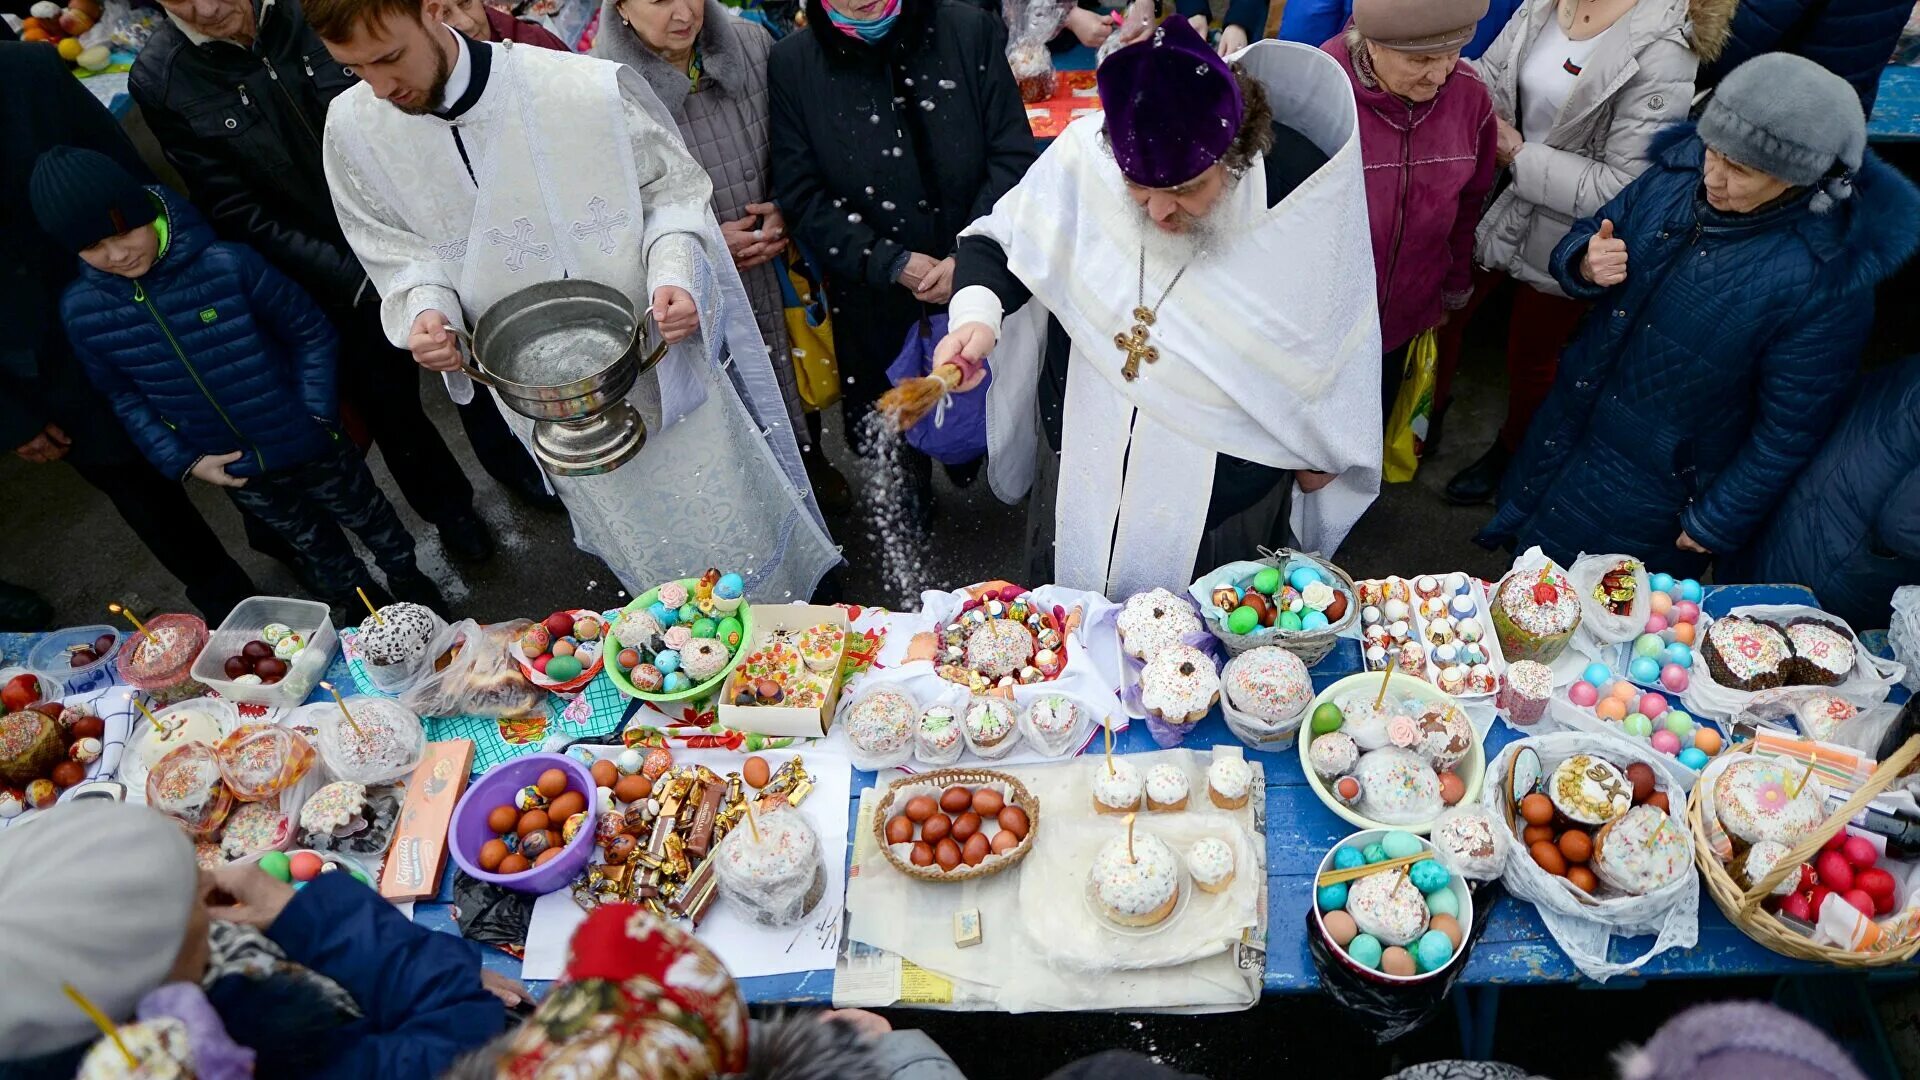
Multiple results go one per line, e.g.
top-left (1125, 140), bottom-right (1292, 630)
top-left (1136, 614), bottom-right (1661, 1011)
top-left (1890, 586), bottom-right (1920, 693)
top-left (1304, 879), bottom-right (1504, 1042)
top-left (838, 684), bottom-right (917, 771)
top-left (885, 314), bottom-right (989, 466)
top-left (712, 808), bottom-right (826, 928)
top-left (399, 619), bottom-right (548, 719)
top-left (1538, 693), bottom-right (1718, 793)
top-left (1680, 604), bottom-right (1907, 723)
top-left (1383, 329), bottom-right (1437, 482)
top-left (1004, 0), bottom-right (1073, 102)
top-left (1569, 554), bottom-right (1650, 651)
top-left (782, 245), bottom-right (839, 410)
top-left (318, 696), bottom-right (426, 785)
top-left (1732, 684), bottom-right (1902, 755)
top-left (1017, 691), bottom-right (1092, 758)
top-left (1217, 647), bottom-right (1314, 751)
top-left (1480, 733), bottom-right (1699, 982)
top-left (452, 869), bottom-right (536, 955)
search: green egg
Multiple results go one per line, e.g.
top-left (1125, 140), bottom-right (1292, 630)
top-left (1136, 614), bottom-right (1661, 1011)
top-left (546, 654), bottom-right (584, 682)
top-left (1381, 831), bottom-right (1423, 860)
top-left (1227, 606), bottom-right (1259, 634)
top-left (1346, 933), bottom-right (1383, 969)
top-left (677, 603), bottom-right (701, 625)
top-left (691, 618), bottom-right (719, 639)
top-left (1362, 843), bottom-right (1389, 864)
top-left (1424, 888), bottom-right (1460, 918)
top-left (1253, 567), bottom-right (1282, 595)
top-left (717, 617), bottom-right (744, 648)
top-left (1310, 702), bottom-right (1344, 735)
top-left (258, 850), bottom-right (292, 883)
top-left (1279, 611), bottom-right (1304, 632)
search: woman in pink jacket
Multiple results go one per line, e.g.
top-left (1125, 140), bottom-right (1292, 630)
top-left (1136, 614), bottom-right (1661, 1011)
top-left (1325, 0), bottom-right (1499, 418)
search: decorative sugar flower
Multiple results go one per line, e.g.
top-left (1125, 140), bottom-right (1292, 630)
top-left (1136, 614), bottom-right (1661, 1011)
top-left (1302, 582), bottom-right (1335, 612)
top-left (1387, 715), bottom-right (1420, 749)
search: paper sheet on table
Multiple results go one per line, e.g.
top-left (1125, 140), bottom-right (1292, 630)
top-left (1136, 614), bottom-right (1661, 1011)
top-left (521, 746), bottom-right (853, 980)
top-left (843, 749), bottom-right (1266, 1012)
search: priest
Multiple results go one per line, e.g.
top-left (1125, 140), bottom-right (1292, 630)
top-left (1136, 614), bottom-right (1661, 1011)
top-left (938, 20), bottom-right (1382, 599)
top-left (312, 0), bottom-right (838, 600)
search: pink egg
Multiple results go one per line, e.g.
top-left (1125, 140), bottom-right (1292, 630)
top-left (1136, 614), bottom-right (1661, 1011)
top-left (1610, 681), bottom-right (1638, 703)
top-left (1650, 729), bottom-right (1682, 755)
top-left (1649, 592), bottom-right (1673, 616)
top-left (1566, 681), bottom-right (1597, 706)
top-left (1638, 692), bottom-right (1669, 720)
top-left (1660, 664), bottom-right (1690, 693)
top-left (1644, 614), bottom-right (1669, 635)
top-left (1673, 601), bottom-right (1700, 624)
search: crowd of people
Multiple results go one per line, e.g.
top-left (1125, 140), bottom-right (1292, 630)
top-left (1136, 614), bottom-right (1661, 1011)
top-left (3, 0), bottom-right (1917, 634)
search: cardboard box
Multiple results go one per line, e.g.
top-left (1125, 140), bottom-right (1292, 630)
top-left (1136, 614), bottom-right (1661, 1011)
top-left (716, 603), bottom-right (850, 738)
top-left (379, 738), bottom-right (474, 901)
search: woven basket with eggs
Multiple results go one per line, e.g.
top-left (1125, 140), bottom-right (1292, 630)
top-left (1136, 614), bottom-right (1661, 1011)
top-left (872, 768), bottom-right (1040, 882)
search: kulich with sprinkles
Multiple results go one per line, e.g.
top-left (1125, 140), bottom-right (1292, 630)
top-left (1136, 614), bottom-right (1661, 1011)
top-left (1702, 616), bottom-right (1791, 692)
top-left (355, 601), bottom-right (440, 691)
top-left (1187, 836), bottom-right (1236, 894)
top-left (1144, 763), bottom-right (1191, 812)
top-left (1206, 755), bottom-right (1252, 810)
top-left (1093, 757), bottom-right (1144, 814)
top-left (963, 697), bottom-right (1019, 758)
top-left (1781, 617), bottom-right (1855, 686)
top-left (1489, 565), bottom-right (1582, 663)
top-left (1117, 588), bottom-right (1202, 663)
top-left (1220, 646), bottom-right (1313, 727)
top-left (845, 688), bottom-right (916, 761)
top-left (916, 705), bottom-right (964, 764)
top-left (1089, 823), bottom-right (1180, 927)
top-left (1140, 644), bottom-right (1221, 725)
top-left (1022, 694), bottom-right (1084, 757)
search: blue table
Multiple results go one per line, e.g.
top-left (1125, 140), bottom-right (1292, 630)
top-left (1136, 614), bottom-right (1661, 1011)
top-left (1871, 66), bottom-right (1920, 144)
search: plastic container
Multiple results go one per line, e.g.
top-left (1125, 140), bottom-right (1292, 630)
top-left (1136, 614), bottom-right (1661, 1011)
top-left (116, 613), bottom-right (209, 706)
top-left (0, 666), bottom-right (60, 708)
top-left (447, 752), bottom-right (596, 894)
top-left (1312, 828), bottom-right (1474, 985)
top-left (1298, 672), bottom-right (1487, 835)
top-left (604, 581), bottom-right (752, 702)
top-left (190, 597), bottom-right (336, 708)
top-left (29, 625), bottom-right (121, 696)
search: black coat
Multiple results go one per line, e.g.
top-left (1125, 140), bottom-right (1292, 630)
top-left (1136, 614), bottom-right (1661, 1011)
top-left (129, 0), bottom-right (367, 309)
top-left (0, 40), bottom-right (155, 452)
top-left (768, 0), bottom-right (1036, 290)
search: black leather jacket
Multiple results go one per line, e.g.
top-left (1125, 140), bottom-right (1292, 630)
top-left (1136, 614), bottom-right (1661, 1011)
top-left (130, 0), bottom-right (367, 309)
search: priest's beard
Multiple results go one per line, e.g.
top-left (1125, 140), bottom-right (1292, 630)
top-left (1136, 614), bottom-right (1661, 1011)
top-left (1133, 174), bottom-right (1249, 267)
top-left (394, 45), bottom-right (455, 116)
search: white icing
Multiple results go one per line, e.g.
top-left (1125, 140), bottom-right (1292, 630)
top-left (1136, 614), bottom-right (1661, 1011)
top-left (1090, 831), bottom-right (1179, 918)
top-left (1145, 764), bottom-right (1190, 805)
top-left (1092, 758), bottom-right (1143, 810)
top-left (847, 690), bottom-right (914, 753)
top-left (1140, 644), bottom-right (1219, 721)
top-left (1207, 757), bottom-right (1251, 800)
top-left (1186, 837), bottom-right (1234, 885)
top-left (1117, 588), bottom-right (1201, 662)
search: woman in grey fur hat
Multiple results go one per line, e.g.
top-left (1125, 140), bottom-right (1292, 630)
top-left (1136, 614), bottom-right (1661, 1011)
top-left (1479, 52), bottom-right (1920, 581)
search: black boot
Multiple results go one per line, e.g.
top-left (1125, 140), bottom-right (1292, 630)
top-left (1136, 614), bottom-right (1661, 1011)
top-left (383, 569), bottom-right (450, 615)
top-left (437, 509), bottom-right (497, 564)
top-left (802, 444), bottom-right (854, 522)
top-left (1443, 443), bottom-right (1513, 506)
top-left (504, 472), bottom-right (565, 513)
top-left (1420, 402), bottom-right (1449, 459)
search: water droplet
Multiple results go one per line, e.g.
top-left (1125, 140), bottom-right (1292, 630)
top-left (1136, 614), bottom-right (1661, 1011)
top-left (937, 78), bottom-right (956, 89)
top-left (880, 200), bottom-right (896, 211)
top-left (891, 147), bottom-right (904, 157)
top-left (847, 212), bottom-right (863, 223)
top-left (864, 185), bottom-right (876, 195)
top-left (828, 247), bottom-right (840, 255)
top-left (903, 76), bottom-right (914, 86)
top-left (831, 197), bottom-right (844, 207)
top-left (919, 99), bottom-right (935, 111)
top-left (869, 113), bottom-right (880, 124)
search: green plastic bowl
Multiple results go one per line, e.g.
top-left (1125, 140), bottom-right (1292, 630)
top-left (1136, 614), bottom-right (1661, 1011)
top-left (602, 579), bottom-right (752, 703)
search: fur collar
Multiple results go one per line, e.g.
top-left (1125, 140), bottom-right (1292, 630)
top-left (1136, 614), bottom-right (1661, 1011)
top-left (1687, 0), bottom-right (1737, 63)
top-left (591, 0), bottom-right (754, 114)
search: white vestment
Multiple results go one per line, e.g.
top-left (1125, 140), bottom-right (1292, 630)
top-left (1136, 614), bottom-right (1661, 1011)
top-left (324, 40), bottom-right (838, 601)
top-left (963, 40), bottom-right (1382, 600)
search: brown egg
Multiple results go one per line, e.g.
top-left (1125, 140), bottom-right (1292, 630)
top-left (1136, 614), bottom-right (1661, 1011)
top-left (517, 810), bottom-right (551, 837)
top-left (498, 853), bottom-right (531, 875)
top-left (1625, 762), bottom-right (1657, 804)
top-left (591, 760), bottom-right (619, 788)
top-left (1428, 913), bottom-right (1463, 949)
top-left (1520, 793), bottom-right (1554, 826)
top-left (910, 841), bottom-right (935, 866)
top-left (934, 838), bottom-right (962, 871)
top-left (1566, 866), bottom-right (1599, 894)
top-left (614, 774), bottom-right (651, 804)
top-left (951, 811), bottom-right (982, 841)
top-left (962, 832), bottom-right (990, 866)
top-left (990, 829), bottom-right (1020, 854)
top-left (743, 755), bottom-right (771, 789)
top-left (487, 805), bottom-right (519, 834)
top-left (478, 838), bottom-right (508, 871)
top-left (1438, 771), bottom-right (1467, 806)
top-left (940, 786), bottom-right (973, 814)
top-left (1522, 824), bottom-right (1554, 846)
top-left (921, 812), bottom-right (952, 844)
top-left (1381, 946), bottom-right (1418, 977)
top-left (885, 815), bottom-right (914, 844)
top-left (1644, 790), bottom-right (1670, 815)
top-left (972, 788), bottom-right (1005, 816)
top-left (996, 805), bottom-right (1030, 840)
top-left (1323, 590), bottom-right (1349, 623)
top-left (48, 762), bottom-right (83, 791)
top-left (1241, 592), bottom-right (1274, 625)
top-left (548, 791), bottom-right (587, 824)
top-left (536, 768), bottom-right (568, 798)
top-left (1323, 909), bottom-right (1359, 947)
top-left (904, 795), bottom-right (937, 822)
top-left (534, 848), bottom-right (562, 865)
top-left (606, 834), bottom-right (638, 862)
top-left (1530, 840), bottom-right (1568, 876)
top-left (1557, 830), bottom-right (1594, 865)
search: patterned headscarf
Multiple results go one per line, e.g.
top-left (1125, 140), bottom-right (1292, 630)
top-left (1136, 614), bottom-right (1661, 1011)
top-left (499, 904), bottom-right (749, 1079)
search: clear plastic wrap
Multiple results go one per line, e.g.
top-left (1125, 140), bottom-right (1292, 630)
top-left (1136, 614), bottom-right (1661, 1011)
top-left (1004, 0), bottom-right (1073, 102)
top-left (838, 685), bottom-right (917, 771)
top-left (318, 697), bottom-right (426, 785)
top-left (1429, 805), bottom-right (1511, 881)
top-left (712, 808), bottom-right (826, 928)
top-left (399, 619), bottom-right (548, 719)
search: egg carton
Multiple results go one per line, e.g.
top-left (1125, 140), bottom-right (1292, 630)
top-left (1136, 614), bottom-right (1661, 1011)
top-left (1357, 575), bottom-right (1507, 699)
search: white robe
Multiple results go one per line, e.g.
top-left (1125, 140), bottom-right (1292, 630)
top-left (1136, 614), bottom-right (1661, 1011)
top-left (963, 40), bottom-right (1383, 600)
top-left (324, 40), bottom-right (838, 602)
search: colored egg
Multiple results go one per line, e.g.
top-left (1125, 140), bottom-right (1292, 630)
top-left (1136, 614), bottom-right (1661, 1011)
top-left (663, 672), bottom-right (691, 692)
top-left (1581, 663), bottom-right (1612, 688)
top-left (1629, 656), bottom-right (1662, 683)
top-left (691, 618), bottom-right (718, 639)
top-left (676, 603), bottom-right (701, 625)
top-left (1644, 614), bottom-right (1669, 636)
top-left (1346, 933), bottom-right (1384, 969)
top-left (1251, 567), bottom-right (1282, 595)
top-left (1424, 888), bottom-right (1459, 918)
top-left (1650, 729), bottom-right (1682, 755)
top-left (1416, 929), bottom-right (1454, 973)
top-left (1323, 909), bottom-right (1359, 946)
top-left (1317, 883), bottom-right (1349, 911)
top-left (1649, 591), bottom-right (1673, 616)
top-left (1381, 946), bottom-right (1418, 977)
top-left (1637, 692), bottom-right (1669, 719)
top-left (1692, 727), bottom-right (1723, 756)
top-left (1610, 681), bottom-right (1639, 702)
top-left (258, 850), bottom-right (292, 883)
top-left (1227, 606), bottom-right (1259, 634)
top-left (1362, 843), bottom-right (1389, 864)
top-left (717, 617), bottom-right (744, 649)
top-left (648, 601), bottom-right (677, 626)
top-left (1301, 610), bottom-right (1330, 631)
top-left (1409, 860), bottom-right (1450, 893)
top-left (487, 805), bottom-right (519, 833)
top-left (1649, 572), bottom-right (1675, 594)
top-left (1429, 912), bottom-right (1463, 948)
top-left (545, 654), bottom-right (583, 682)
top-left (1671, 622), bottom-right (1696, 646)
top-left (655, 650), bottom-right (681, 674)
top-left (1287, 566), bottom-right (1321, 592)
top-left (1663, 711), bottom-right (1694, 737)
top-left (289, 851), bottom-right (324, 882)
top-left (1311, 703), bottom-right (1344, 735)
top-left (1663, 643), bottom-right (1693, 668)
top-left (1333, 846), bottom-right (1366, 870)
top-left (1622, 712), bottom-right (1653, 737)
top-left (1569, 681), bottom-right (1600, 707)
top-left (1678, 747), bottom-right (1709, 770)
top-left (1597, 698), bottom-right (1629, 722)
top-left (1676, 580), bottom-right (1701, 603)
top-left (1381, 831), bottom-right (1423, 860)
top-left (1660, 664), bottom-right (1690, 692)
top-left (1633, 634), bottom-right (1666, 658)
top-left (1277, 611), bottom-right (1302, 631)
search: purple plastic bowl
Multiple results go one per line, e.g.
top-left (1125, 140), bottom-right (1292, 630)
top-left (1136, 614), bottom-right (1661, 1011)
top-left (448, 752), bottom-right (596, 894)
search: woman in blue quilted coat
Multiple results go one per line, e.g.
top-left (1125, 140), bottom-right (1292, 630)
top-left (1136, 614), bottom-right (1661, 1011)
top-left (31, 147), bottom-right (444, 617)
top-left (1479, 54), bottom-right (1920, 580)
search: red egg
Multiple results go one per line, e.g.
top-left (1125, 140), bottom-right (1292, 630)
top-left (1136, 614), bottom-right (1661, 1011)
top-left (962, 832), bottom-right (990, 866)
top-left (951, 812), bottom-right (981, 842)
top-left (536, 768), bottom-right (568, 798)
top-left (885, 815), bottom-right (914, 844)
top-left (921, 812), bottom-right (952, 844)
top-left (498, 853), bottom-right (531, 875)
top-left (478, 839), bottom-right (508, 871)
top-left (939, 786), bottom-right (973, 814)
top-left (904, 796), bottom-right (937, 822)
top-left (288, 851), bottom-right (325, 882)
top-left (487, 805), bottom-right (519, 833)
top-left (223, 656), bottom-right (250, 680)
top-left (934, 838), bottom-right (962, 871)
top-left (996, 805), bottom-right (1030, 840)
top-left (990, 830), bottom-right (1020, 854)
top-left (1816, 850), bottom-right (1855, 893)
top-left (590, 760), bottom-right (619, 788)
top-left (1841, 835), bottom-right (1879, 870)
top-left (910, 841), bottom-right (935, 866)
top-left (971, 788), bottom-right (1004, 816)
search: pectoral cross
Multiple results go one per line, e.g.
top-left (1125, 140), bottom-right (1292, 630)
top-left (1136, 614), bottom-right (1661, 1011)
top-left (1113, 306), bottom-right (1160, 382)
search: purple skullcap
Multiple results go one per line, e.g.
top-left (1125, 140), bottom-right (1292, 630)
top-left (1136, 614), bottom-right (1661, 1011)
top-left (1097, 16), bottom-right (1244, 189)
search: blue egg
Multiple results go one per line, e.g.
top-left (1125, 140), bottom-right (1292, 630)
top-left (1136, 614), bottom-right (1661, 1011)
top-left (1362, 843), bottom-right (1389, 865)
top-left (662, 671), bottom-right (691, 692)
top-left (1424, 888), bottom-right (1459, 918)
top-left (1677, 579), bottom-right (1702, 602)
top-left (1629, 656), bottom-right (1662, 683)
top-left (1333, 846), bottom-right (1366, 870)
top-left (1410, 860), bottom-right (1450, 893)
top-left (1633, 633), bottom-right (1666, 658)
top-left (1301, 610), bottom-right (1330, 631)
top-left (1678, 747), bottom-right (1709, 770)
top-left (654, 649), bottom-right (682, 674)
top-left (1317, 882), bottom-right (1349, 911)
top-left (1345, 933), bottom-right (1383, 969)
top-left (1288, 566), bottom-right (1322, 592)
top-left (1582, 662), bottom-right (1613, 688)
top-left (1665, 643), bottom-right (1694, 668)
top-left (1381, 831), bottom-right (1423, 860)
top-left (649, 601), bottom-right (677, 627)
top-left (1649, 572), bottom-right (1675, 594)
top-left (1416, 929), bottom-right (1455, 973)
top-left (716, 572), bottom-right (745, 599)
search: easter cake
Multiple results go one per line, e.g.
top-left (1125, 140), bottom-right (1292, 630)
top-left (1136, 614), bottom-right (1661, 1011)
top-left (1117, 588), bottom-right (1201, 663)
top-left (1781, 617), bottom-right (1854, 687)
top-left (1089, 828), bottom-right (1180, 927)
top-left (1489, 567), bottom-right (1582, 664)
top-left (1702, 617), bottom-right (1791, 692)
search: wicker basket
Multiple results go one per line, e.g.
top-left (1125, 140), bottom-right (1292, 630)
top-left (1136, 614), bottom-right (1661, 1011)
top-left (871, 767), bottom-right (1041, 883)
top-left (1687, 735), bottom-right (1920, 966)
top-left (1194, 549), bottom-right (1359, 665)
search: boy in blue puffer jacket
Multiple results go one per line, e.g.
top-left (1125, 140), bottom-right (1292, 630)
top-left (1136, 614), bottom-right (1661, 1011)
top-left (30, 147), bottom-right (445, 617)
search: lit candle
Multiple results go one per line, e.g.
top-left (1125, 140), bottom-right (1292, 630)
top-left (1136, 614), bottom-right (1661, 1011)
top-left (318, 681), bottom-right (365, 737)
top-left (107, 602), bottom-right (158, 646)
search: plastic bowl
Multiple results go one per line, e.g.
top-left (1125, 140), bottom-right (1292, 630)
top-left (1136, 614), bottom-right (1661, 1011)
top-left (511, 608), bottom-right (608, 694)
top-left (115, 613), bottom-right (209, 707)
top-left (1298, 672), bottom-right (1486, 835)
top-left (603, 581), bottom-right (752, 702)
top-left (28, 625), bottom-right (121, 696)
top-left (447, 752), bottom-right (596, 894)
top-left (1312, 828), bottom-right (1474, 985)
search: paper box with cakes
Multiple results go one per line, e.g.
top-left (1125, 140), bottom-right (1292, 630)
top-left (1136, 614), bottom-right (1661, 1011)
top-left (716, 604), bottom-right (851, 738)
top-left (840, 743), bottom-right (1265, 1012)
top-left (1355, 572), bottom-right (1509, 700)
top-left (1679, 603), bottom-right (1906, 724)
top-left (1480, 733), bottom-right (1700, 981)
